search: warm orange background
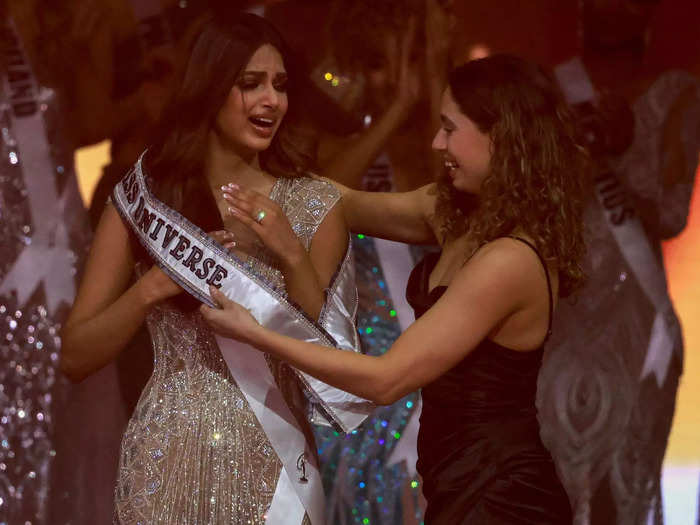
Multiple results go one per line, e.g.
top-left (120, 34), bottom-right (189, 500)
top-left (663, 162), bottom-right (700, 464)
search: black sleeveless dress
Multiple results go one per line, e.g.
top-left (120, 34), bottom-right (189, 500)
top-left (406, 239), bottom-right (572, 524)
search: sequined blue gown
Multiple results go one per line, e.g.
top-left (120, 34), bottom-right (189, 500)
top-left (406, 243), bottom-right (572, 524)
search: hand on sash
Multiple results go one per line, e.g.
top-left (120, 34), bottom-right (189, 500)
top-left (209, 229), bottom-right (238, 252)
top-left (200, 285), bottom-right (262, 345)
top-left (139, 265), bottom-right (184, 303)
top-left (221, 184), bottom-right (305, 267)
top-left (139, 230), bottom-right (237, 303)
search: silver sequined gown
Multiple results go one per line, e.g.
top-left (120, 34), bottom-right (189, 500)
top-left (113, 177), bottom-right (340, 524)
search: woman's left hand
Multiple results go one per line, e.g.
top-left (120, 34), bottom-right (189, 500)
top-left (221, 184), bottom-right (304, 268)
top-left (200, 285), bottom-right (262, 344)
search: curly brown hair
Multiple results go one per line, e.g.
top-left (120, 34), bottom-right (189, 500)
top-left (435, 55), bottom-right (590, 297)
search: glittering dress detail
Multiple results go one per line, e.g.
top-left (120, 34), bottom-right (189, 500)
top-left (406, 246), bottom-right (572, 524)
top-left (113, 177), bottom-right (340, 524)
top-left (0, 18), bottom-right (117, 525)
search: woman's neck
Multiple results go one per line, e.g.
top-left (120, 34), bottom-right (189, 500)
top-left (205, 132), bottom-right (275, 194)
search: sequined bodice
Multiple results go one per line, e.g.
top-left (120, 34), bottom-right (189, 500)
top-left (113, 176), bottom-right (339, 524)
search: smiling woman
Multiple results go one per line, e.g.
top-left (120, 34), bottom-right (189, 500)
top-left (432, 87), bottom-right (492, 194)
top-left (201, 54), bottom-right (590, 524)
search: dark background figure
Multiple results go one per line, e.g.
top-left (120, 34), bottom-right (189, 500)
top-left (267, 0), bottom-right (441, 192)
top-left (1, 1), bottom-right (131, 523)
top-left (1, 1), bottom-right (231, 523)
top-left (536, 1), bottom-right (700, 524)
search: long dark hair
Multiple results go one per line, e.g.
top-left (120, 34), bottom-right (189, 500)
top-left (435, 55), bottom-right (589, 297)
top-left (145, 11), bottom-right (314, 233)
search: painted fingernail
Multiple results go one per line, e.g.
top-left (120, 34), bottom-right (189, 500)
top-left (228, 206), bottom-right (236, 214)
top-left (227, 183), bottom-right (239, 190)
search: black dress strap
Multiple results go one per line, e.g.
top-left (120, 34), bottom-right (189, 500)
top-left (508, 236), bottom-right (554, 338)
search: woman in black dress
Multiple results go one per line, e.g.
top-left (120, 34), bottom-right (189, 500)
top-left (203, 55), bottom-right (588, 524)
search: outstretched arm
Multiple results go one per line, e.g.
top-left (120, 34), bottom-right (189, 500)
top-left (202, 239), bottom-right (543, 403)
top-left (330, 181), bottom-right (439, 244)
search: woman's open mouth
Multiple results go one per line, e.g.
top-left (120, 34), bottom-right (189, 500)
top-left (444, 159), bottom-right (459, 177)
top-left (249, 116), bottom-right (276, 137)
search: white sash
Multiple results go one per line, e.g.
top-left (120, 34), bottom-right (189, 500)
top-left (0, 19), bottom-right (83, 315)
top-left (112, 155), bottom-right (373, 523)
top-left (594, 177), bottom-right (679, 387)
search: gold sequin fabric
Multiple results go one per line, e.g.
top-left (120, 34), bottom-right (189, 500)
top-left (113, 177), bottom-right (340, 524)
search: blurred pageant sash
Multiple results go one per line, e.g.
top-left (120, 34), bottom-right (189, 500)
top-left (555, 58), bottom-right (682, 389)
top-left (112, 154), bottom-right (372, 525)
top-left (0, 18), bottom-right (82, 314)
top-left (597, 180), bottom-right (679, 387)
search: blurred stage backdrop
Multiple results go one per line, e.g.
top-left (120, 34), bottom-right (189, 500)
top-left (1, 0), bottom-right (698, 523)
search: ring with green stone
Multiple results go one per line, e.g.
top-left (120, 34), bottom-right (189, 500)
top-left (254, 209), bottom-right (266, 224)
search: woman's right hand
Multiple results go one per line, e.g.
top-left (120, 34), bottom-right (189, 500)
top-left (137, 265), bottom-right (182, 305)
top-left (200, 286), bottom-right (263, 345)
top-left (137, 229), bottom-right (236, 305)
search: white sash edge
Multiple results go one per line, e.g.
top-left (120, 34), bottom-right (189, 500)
top-left (595, 192), bottom-right (678, 386)
top-left (217, 335), bottom-right (324, 525)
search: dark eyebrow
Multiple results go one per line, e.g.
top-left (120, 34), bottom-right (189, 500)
top-left (440, 114), bottom-right (456, 128)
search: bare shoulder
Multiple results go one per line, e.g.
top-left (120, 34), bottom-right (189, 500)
top-left (471, 237), bottom-right (540, 265)
top-left (99, 200), bottom-right (131, 239)
top-left (89, 202), bottom-right (135, 273)
top-left (453, 237), bottom-right (549, 305)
